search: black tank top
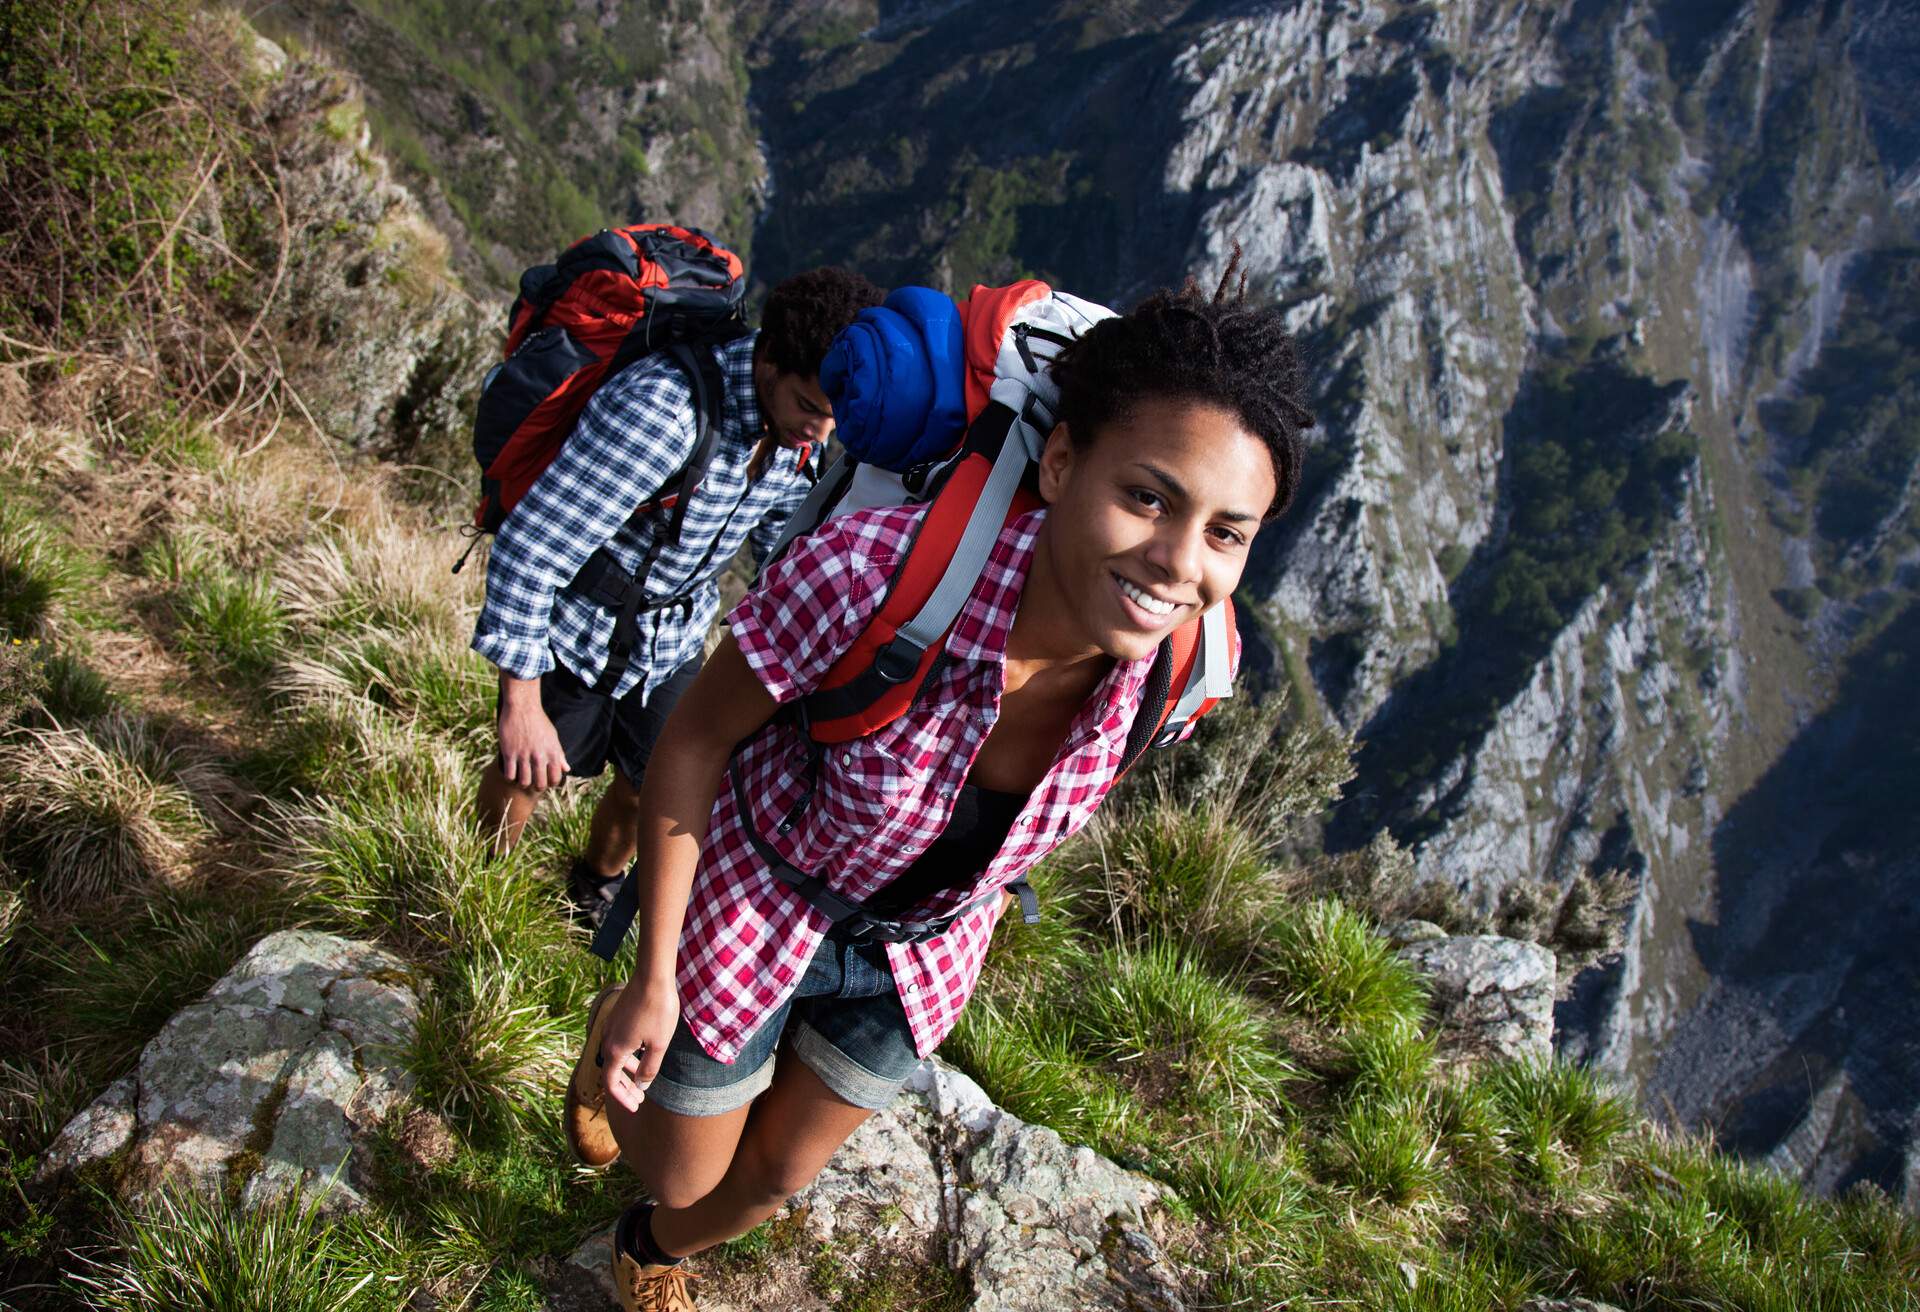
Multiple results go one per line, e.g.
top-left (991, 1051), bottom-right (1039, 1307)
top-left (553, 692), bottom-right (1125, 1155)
top-left (859, 779), bottom-right (1027, 918)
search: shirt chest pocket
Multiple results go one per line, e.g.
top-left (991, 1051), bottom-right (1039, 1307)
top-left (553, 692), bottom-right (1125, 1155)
top-left (810, 735), bottom-right (926, 832)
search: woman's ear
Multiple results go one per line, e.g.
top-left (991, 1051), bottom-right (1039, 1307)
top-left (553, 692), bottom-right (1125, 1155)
top-left (1036, 422), bottom-right (1077, 504)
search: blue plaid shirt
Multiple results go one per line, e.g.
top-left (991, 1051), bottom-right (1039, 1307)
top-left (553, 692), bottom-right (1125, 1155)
top-left (471, 333), bottom-right (820, 701)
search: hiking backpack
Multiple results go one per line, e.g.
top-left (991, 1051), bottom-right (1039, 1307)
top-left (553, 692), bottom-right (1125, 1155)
top-left (769, 279), bottom-right (1239, 770)
top-left (456, 223), bottom-right (749, 571)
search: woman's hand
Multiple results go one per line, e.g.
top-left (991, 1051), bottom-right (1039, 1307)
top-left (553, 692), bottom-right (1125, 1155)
top-left (600, 976), bottom-right (681, 1114)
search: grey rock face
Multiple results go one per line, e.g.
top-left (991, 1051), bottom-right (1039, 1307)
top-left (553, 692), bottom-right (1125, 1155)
top-left (1398, 935), bottom-right (1556, 1063)
top-left (560, 1060), bottom-right (1183, 1311)
top-left (37, 930), bottom-right (417, 1211)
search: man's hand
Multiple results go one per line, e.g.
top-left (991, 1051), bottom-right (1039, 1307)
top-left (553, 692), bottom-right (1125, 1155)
top-left (498, 674), bottom-right (569, 790)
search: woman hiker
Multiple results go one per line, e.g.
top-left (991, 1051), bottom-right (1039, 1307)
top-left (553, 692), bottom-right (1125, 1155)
top-left (566, 260), bottom-right (1315, 1310)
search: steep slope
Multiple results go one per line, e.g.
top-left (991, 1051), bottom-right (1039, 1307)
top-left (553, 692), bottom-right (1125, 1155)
top-left (251, 0), bottom-right (766, 289)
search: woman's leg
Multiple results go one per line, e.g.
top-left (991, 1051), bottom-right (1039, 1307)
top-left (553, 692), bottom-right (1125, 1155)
top-left (605, 1094), bottom-right (752, 1210)
top-left (647, 1057), bottom-right (876, 1257)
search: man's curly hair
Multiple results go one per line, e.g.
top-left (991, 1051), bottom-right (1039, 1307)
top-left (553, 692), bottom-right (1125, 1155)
top-left (757, 267), bottom-right (885, 378)
top-left (1050, 248), bottom-right (1314, 520)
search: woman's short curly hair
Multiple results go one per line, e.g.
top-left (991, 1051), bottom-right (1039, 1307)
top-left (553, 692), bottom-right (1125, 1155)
top-left (1049, 248), bottom-right (1314, 519)
top-left (758, 267), bottom-right (885, 378)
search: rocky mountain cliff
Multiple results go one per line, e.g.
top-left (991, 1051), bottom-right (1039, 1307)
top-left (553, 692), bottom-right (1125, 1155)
top-left (308, 0), bottom-right (1920, 1204)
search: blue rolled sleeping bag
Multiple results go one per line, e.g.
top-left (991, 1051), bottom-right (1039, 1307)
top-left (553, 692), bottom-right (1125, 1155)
top-left (819, 286), bottom-right (966, 472)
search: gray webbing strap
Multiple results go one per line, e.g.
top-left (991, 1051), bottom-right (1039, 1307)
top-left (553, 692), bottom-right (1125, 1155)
top-left (893, 421), bottom-right (1031, 656)
top-left (1202, 601), bottom-right (1234, 698)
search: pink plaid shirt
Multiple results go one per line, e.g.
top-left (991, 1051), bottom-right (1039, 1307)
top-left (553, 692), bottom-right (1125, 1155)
top-left (674, 503), bottom-right (1159, 1063)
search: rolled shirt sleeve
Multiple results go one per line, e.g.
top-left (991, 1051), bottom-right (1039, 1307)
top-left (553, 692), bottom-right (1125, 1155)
top-left (470, 360), bottom-right (698, 679)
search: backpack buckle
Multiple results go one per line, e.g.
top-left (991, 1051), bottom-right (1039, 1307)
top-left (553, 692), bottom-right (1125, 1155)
top-left (872, 637), bottom-right (925, 685)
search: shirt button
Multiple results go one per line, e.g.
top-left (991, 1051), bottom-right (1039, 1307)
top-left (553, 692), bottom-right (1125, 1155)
top-left (903, 983), bottom-right (920, 997)
top-left (841, 751), bottom-right (852, 766)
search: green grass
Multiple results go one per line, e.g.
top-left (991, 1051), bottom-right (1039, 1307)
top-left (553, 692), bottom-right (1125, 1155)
top-left (1483, 1059), bottom-right (1633, 1189)
top-left (1259, 897), bottom-right (1430, 1032)
top-left (1079, 942), bottom-right (1297, 1119)
top-left (23, 893), bottom-right (271, 1075)
top-left (0, 496), bottom-right (102, 637)
top-left (0, 712), bottom-right (217, 903)
top-left (68, 1183), bottom-right (405, 1311)
top-left (1326, 1096), bottom-right (1443, 1206)
top-left (404, 949), bottom-right (570, 1133)
top-left (173, 566), bottom-right (288, 682)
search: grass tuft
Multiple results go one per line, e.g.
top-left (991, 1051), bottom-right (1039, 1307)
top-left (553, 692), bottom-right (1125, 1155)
top-left (1079, 942), bottom-right (1297, 1121)
top-left (0, 496), bottom-right (101, 637)
top-left (1327, 1096), bottom-right (1442, 1207)
top-left (69, 1181), bottom-right (401, 1311)
top-left (173, 566), bottom-right (288, 682)
top-left (1260, 898), bottom-right (1429, 1033)
top-left (1076, 793), bottom-right (1276, 955)
top-left (404, 949), bottom-right (571, 1133)
top-left (1175, 1136), bottom-right (1316, 1234)
top-left (1483, 1060), bottom-right (1632, 1187)
top-left (0, 712), bottom-right (220, 902)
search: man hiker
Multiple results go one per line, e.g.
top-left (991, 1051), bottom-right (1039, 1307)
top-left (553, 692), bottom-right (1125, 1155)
top-left (470, 266), bottom-right (885, 923)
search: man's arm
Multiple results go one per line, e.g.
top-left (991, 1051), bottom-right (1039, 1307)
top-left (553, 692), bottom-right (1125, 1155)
top-left (472, 362), bottom-right (698, 786)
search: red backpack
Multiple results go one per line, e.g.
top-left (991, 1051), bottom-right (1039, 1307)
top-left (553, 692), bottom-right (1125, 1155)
top-left (457, 223), bottom-right (747, 570)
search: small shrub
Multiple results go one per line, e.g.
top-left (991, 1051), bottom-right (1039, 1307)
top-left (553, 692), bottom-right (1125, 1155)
top-left (1260, 898), bottom-right (1429, 1032)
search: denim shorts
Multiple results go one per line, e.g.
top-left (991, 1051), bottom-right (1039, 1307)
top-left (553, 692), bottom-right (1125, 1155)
top-left (645, 932), bottom-right (923, 1117)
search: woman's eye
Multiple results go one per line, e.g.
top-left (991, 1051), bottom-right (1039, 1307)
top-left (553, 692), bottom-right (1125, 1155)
top-left (1129, 488), bottom-right (1165, 512)
top-left (1209, 525), bottom-right (1247, 548)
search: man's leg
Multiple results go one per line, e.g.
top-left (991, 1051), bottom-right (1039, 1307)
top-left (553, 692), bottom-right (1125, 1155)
top-left (476, 759), bottom-right (543, 856)
top-left (581, 768), bottom-right (645, 878)
top-left (585, 655), bottom-right (704, 879)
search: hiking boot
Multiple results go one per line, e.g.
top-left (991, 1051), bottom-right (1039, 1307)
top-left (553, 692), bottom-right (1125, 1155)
top-left (565, 984), bottom-right (623, 1169)
top-left (567, 858), bottom-right (624, 930)
top-left (612, 1221), bottom-right (699, 1312)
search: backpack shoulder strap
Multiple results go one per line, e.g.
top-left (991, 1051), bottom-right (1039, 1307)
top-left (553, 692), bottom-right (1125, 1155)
top-left (652, 341), bottom-right (729, 545)
top-left (1115, 599), bottom-right (1237, 776)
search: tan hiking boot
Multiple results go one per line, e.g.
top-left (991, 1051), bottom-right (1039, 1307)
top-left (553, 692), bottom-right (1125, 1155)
top-left (613, 1248), bottom-right (699, 1311)
top-left (565, 984), bottom-right (623, 1169)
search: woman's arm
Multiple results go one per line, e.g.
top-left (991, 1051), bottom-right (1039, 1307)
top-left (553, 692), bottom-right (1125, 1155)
top-left (599, 632), bottom-right (777, 1112)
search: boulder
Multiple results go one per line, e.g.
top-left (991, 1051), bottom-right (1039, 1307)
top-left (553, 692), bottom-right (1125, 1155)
top-left (1397, 935), bottom-right (1556, 1063)
top-left (555, 1060), bottom-right (1185, 1312)
top-left (37, 930), bottom-right (418, 1211)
